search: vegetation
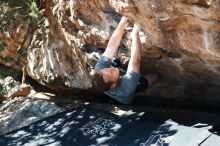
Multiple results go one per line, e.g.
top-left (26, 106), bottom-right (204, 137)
top-left (0, 84), bottom-right (3, 97)
top-left (0, 65), bottom-right (21, 80)
top-left (15, 59), bottom-right (21, 66)
top-left (0, 1), bottom-right (13, 32)
top-left (0, 0), bottom-right (45, 33)
top-left (0, 42), bottom-right (6, 51)
top-left (0, 56), bottom-right (14, 62)
top-left (0, 0), bottom-right (46, 65)
top-left (27, 0), bottom-right (45, 28)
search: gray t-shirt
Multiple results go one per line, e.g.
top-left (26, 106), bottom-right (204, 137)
top-left (94, 56), bottom-right (141, 104)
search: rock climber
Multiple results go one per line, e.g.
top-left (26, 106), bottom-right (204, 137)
top-left (93, 16), bottom-right (159, 104)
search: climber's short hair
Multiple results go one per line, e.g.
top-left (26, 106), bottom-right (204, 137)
top-left (92, 71), bottom-right (112, 92)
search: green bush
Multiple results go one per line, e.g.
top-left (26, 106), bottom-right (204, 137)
top-left (0, 65), bottom-right (21, 80)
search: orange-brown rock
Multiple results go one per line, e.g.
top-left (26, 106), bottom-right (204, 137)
top-left (1, 77), bottom-right (31, 100)
top-left (0, 16), bottom-right (31, 70)
top-left (109, 0), bottom-right (220, 101)
top-left (1, 1), bottom-right (220, 105)
top-left (27, 0), bottom-right (93, 91)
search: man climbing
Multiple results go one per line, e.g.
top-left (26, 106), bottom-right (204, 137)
top-left (93, 16), bottom-right (159, 104)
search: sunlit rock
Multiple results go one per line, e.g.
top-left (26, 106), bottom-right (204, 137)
top-left (0, 76), bottom-right (31, 100)
top-left (0, 16), bottom-right (30, 70)
top-left (0, 97), bottom-right (64, 135)
top-left (26, 1), bottom-right (93, 91)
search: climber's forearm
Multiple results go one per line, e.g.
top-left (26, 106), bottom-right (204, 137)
top-left (103, 17), bottom-right (127, 59)
top-left (127, 30), bottom-right (142, 73)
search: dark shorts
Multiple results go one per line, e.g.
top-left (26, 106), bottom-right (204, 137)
top-left (111, 58), bottom-right (148, 93)
top-left (136, 76), bottom-right (149, 93)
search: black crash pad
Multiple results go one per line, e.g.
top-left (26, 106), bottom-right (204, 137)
top-left (0, 105), bottom-right (219, 146)
top-left (0, 105), bottom-right (143, 146)
top-left (111, 120), bottom-right (219, 146)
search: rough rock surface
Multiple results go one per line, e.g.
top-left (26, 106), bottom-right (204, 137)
top-left (110, 0), bottom-right (220, 102)
top-left (27, 0), bottom-right (93, 91)
top-left (0, 77), bottom-right (31, 100)
top-left (0, 2), bottom-right (31, 70)
top-left (0, 1), bottom-right (220, 105)
top-left (26, 0), bottom-right (122, 91)
top-left (0, 16), bottom-right (30, 70)
top-left (0, 97), bottom-right (64, 135)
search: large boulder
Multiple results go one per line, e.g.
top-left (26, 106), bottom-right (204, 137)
top-left (26, 0), bottom-right (122, 91)
top-left (109, 0), bottom-right (220, 102)
top-left (26, 0), bottom-right (94, 91)
top-left (0, 0), bottom-right (220, 105)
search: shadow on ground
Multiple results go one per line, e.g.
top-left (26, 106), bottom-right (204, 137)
top-left (0, 103), bottom-right (220, 146)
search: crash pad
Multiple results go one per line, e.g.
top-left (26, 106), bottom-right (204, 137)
top-left (0, 105), bottom-right (219, 146)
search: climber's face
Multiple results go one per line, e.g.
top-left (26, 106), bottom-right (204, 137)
top-left (99, 67), bottom-right (120, 89)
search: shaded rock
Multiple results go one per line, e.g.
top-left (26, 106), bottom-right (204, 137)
top-left (183, 0), bottom-right (213, 7)
top-left (0, 97), bottom-right (64, 135)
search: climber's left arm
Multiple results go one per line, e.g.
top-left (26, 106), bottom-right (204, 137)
top-left (102, 16), bottom-right (127, 59)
